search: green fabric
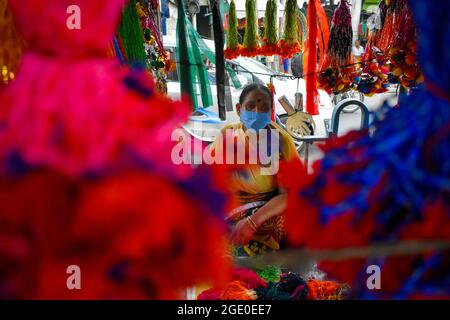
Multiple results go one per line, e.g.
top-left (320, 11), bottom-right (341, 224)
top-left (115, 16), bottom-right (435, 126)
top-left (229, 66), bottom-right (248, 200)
top-left (118, 0), bottom-right (148, 66)
top-left (176, 0), bottom-right (198, 109)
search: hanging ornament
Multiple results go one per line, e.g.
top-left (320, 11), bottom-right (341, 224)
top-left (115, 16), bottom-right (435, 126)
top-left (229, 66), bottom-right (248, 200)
top-left (326, 0), bottom-right (353, 66)
top-left (355, 0), bottom-right (423, 95)
top-left (356, 40), bottom-right (390, 96)
top-left (0, 0), bottom-right (24, 86)
top-left (386, 0), bottom-right (423, 89)
top-left (260, 0), bottom-right (278, 56)
top-left (355, 2), bottom-right (390, 96)
top-left (278, 0), bottom-right (301, 59)
top-left (318, 0), bottom-right (356, 94)
top-left (224, 0), bottom-right (241, 59)
top-left (241, 0), bottom-right (260, 57)
top-left (279, 0), bottom-right (450, 299)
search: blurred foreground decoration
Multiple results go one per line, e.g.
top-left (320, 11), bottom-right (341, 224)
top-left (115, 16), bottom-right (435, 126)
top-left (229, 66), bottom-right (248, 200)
top-left (317, 0), bottom-right (357, 95)
top-left (0, 0), bottom-right (231, 299)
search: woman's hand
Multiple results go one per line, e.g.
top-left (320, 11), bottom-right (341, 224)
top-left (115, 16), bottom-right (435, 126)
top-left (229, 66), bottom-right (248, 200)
top-left (230, 218), bottom-right (257, 245)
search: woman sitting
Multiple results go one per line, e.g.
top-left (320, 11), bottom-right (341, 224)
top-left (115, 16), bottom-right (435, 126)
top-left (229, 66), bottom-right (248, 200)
top-left (210, 84), bottom-right (300, 256)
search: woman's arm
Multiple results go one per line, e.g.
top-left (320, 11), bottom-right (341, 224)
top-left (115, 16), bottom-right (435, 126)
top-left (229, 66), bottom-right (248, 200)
top-left (251, 193), bottom-right (287, 227)
top-left (230, 193), bottom-right (287, 245)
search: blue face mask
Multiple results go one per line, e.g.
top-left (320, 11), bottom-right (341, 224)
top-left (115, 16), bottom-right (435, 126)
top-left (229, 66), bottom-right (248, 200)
top-left (240, 109), bottom-right (271, 131)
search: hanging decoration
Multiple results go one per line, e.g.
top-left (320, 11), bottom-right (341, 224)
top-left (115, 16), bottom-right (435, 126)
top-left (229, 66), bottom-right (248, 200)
top-left (241, 0), bottom-right (260, 57)
top-left (303, 0), bottom-right (324, 115)
top-left (260, 0), bottom-right (278, 56)
top-left (224, 0), bottom-right (241, 59)
top-left (0, 0), bottom-right (23, 86)
top-left (317, 0), bottom-right (356, 94)
top-left (356, 0), bottom-right (423, 95)
top-left (278, 0), bottom-right (301, 59)
top-left (324, 0), bottom-right (353, 67)
top-left (279, 0), bottom-right (450, 299)
top-left (297, 10), bottom-right (308, 48)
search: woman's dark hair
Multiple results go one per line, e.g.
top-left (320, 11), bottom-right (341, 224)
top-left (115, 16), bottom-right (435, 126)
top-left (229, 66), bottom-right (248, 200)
top-left (238, 83), bottom-right (273, 108)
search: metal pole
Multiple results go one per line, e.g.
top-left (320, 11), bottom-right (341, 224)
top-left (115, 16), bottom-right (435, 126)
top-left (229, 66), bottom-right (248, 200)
top-left (212, 0), bottom-right (226, 121)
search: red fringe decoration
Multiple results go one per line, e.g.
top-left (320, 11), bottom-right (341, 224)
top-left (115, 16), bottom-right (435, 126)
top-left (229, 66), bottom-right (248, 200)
top-left (304, 0), bottom-right (319, 115)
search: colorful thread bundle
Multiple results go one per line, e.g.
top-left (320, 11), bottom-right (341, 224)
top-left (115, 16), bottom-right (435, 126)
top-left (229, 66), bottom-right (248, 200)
top-left (278, 0), bottom-right (301, 59)
top-left (0, 0), bottom-right (23, 86)
top-left (357, 0), bottom-right (423, 95)
top-left (318, 0), bottom-right (356, 94)
top-left (225, 0), bottom-right (303, 60)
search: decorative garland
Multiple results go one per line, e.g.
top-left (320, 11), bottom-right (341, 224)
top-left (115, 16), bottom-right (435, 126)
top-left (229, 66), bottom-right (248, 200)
top-left (356, 0), bottom-right (422, 95)
top-left (241, 0), bottom-right (260, 57)
top-left (225, 0), bottom-right (303, 60)
top-left (279, 0), bottom-right (450, 299)
top-left (260, 0), bottom-right (278, 56)
top-left (224, 0), bottom-right (241, 59)
top-left (356, 36), bottom-right (390, 96)
top-left (136, 0), bottom-right (174, 94)
top-left (0, 0), bottom-right (232, 299)
top-left (118, 0), bottom-right (148, 66)
top-left (303, 0), bottom-right (320, 115)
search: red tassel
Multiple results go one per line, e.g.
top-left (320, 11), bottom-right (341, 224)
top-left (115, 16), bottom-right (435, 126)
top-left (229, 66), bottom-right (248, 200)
top-left (305, 0), bottom-right (319, 115)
